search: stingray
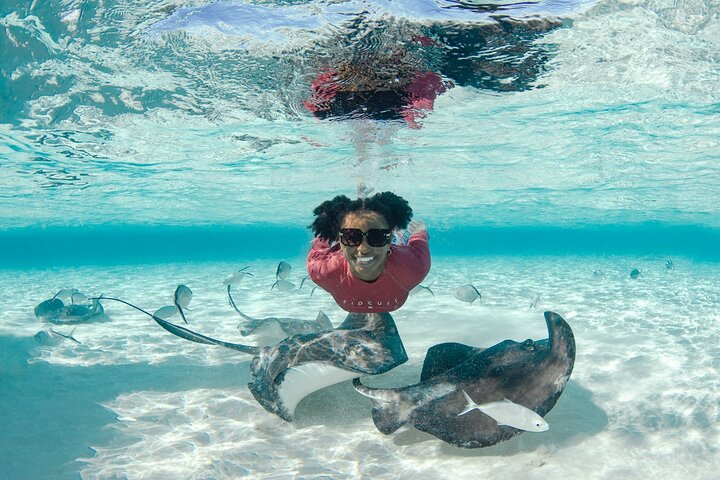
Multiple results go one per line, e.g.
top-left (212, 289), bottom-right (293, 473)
top-left (34, 298), bottom-right (65, 320)
top-left (226, 284), bottom-right (333, 344)
top-left (99, 296), bottom-right (407, 421)
top-left (35, 293), bottom-right (105, 324)
top-left (238, 310), bottom-right (334, 344)
top-left (352, 311), bottom-right (575, 448)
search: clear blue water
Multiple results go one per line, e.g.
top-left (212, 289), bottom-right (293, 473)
top-left (1, 1), bottom-right (719, 479)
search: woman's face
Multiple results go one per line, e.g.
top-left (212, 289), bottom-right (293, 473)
top-left (339, 211), bottom-right (390, 282)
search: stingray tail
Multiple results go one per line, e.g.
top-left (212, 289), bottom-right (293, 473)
top-left (227, 285), bottom-right (254, 321)
top-left (352, 378), bottom-right (406, 434)
top-left (174, 301), bottom-right (189, 324)
top-left (96, 296), bottom-right (259, 355)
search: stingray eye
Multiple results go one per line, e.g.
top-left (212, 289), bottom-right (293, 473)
top-left (523, 339), bottom-right (535, 351)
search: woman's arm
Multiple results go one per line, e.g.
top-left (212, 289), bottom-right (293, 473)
top-left (396, 222), bottom-right (431, 286)
top-left (306, 237), bottom-right (346, 288)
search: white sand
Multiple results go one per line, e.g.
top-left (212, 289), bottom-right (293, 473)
top-left (1, 254), bottom-right (718, 479)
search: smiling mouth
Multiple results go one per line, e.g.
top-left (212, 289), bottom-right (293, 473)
top-left (355, 256), bottom-right (375, 266)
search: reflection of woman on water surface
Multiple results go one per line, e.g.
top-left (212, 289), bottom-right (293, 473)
top-left (303, 34), bottom-right (450, 128)
top-left (307, 192), bottom-right (430, 312)
top-left (302, 15), bottom-right (561, 127)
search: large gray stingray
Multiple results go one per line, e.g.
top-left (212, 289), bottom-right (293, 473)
top-left (100, 296), bottom-right (407, 421)
top-left (226, 285), bottom-right (333, 344)
top-left (352, 311), bottom-right (575, 448)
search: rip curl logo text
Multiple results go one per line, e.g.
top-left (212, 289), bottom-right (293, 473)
top-left (342, 298), bottom-right (399, 309)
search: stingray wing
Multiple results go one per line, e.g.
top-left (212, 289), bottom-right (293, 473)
top-left (248, 312), bottom-right (408, 422)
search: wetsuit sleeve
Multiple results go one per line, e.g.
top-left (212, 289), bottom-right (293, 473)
top-left (402, 72), bottom-right (449, 128)
top-left (306, 237), bottom-right (345, 290)
top-left (397, 230), bottom-right (431, 287)
top-left (303, 70), bottom-right (338, 116)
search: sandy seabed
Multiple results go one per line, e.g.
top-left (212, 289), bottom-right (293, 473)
top-left (1, 254), bottom-right (718, 479)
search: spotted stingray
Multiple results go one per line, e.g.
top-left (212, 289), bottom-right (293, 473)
top-left (353, 311), bottom-right (575, 448)
top-left (100, 296), bottom-right (407, 421)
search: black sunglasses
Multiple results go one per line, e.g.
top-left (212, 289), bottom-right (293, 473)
top-left (339, 228), bottom-right (391, 247)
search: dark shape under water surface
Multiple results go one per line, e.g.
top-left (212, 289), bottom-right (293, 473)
top-left (353, 311), bottom-right (575, 448)
top-left (629, 268), bottom-right (642, 279)
top-left (100, 296), bottom-right (407, 422)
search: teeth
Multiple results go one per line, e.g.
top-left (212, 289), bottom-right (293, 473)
top-left (356, 256), bottom-right (374, 265)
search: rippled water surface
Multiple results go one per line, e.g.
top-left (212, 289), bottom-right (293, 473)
top-left (2, 0), bottom-right (718, 228)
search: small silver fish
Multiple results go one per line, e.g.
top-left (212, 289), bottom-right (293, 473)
top-left (34, 328), bottom-right (81, 346)
top-left (276, 261), bottom-right (292, 280)
top-left (454, 285), bottom-right (481, 304)
top-left (410, 281), bottom-right (435, 296)
top-left (174, 285), bottom-right (192, 309)
top-left (153, 305), bottom-right (179, 320)
top-left (629, 268), bottom-right (642, 279)
top-left (457, 390), bottom-right (549, 432)
top-left (174, 285), bottom-right (192, 324)
top-left (299, 275), bottom-right (320, 295)
top-left (54, 288), bottom-right (79, 302)
top-left (223, 267), bottom-right (253, 286)
top-left (665, 259), bottom-right (674, 270)
top-left (299, 275), bottom-right (312, 290)
top-left (271, 279), bottom-right (296, 291)
top-left (71, 292), bottom-right (88, 304)
top-left (528, 293), bottom-right (541, 310)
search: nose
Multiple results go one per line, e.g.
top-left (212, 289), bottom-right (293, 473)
top-left (357, 238), bottom-right (371, 252)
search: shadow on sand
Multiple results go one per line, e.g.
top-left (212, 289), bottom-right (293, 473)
top-left (0, 335), bottom-right (251, 480)
top-left (388, 380), bottom-right (608, 455)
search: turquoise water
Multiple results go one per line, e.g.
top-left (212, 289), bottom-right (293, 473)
top-left (1, 1), bottom-right (719, 479)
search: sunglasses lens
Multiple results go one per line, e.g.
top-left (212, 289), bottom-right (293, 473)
top-left (340, 229), bottom-right (363, 246)
top-left (367, 229), bottom-right (390, 247)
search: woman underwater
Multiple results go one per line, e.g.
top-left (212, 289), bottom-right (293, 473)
top-left (307, 191), bottom-right (430, 312)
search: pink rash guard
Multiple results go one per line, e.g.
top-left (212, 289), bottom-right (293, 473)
top-left (306, 231), bottom-right (431, 313)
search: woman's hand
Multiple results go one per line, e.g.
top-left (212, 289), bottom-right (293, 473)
top-left (408, 219), bottom-right (427, 235)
